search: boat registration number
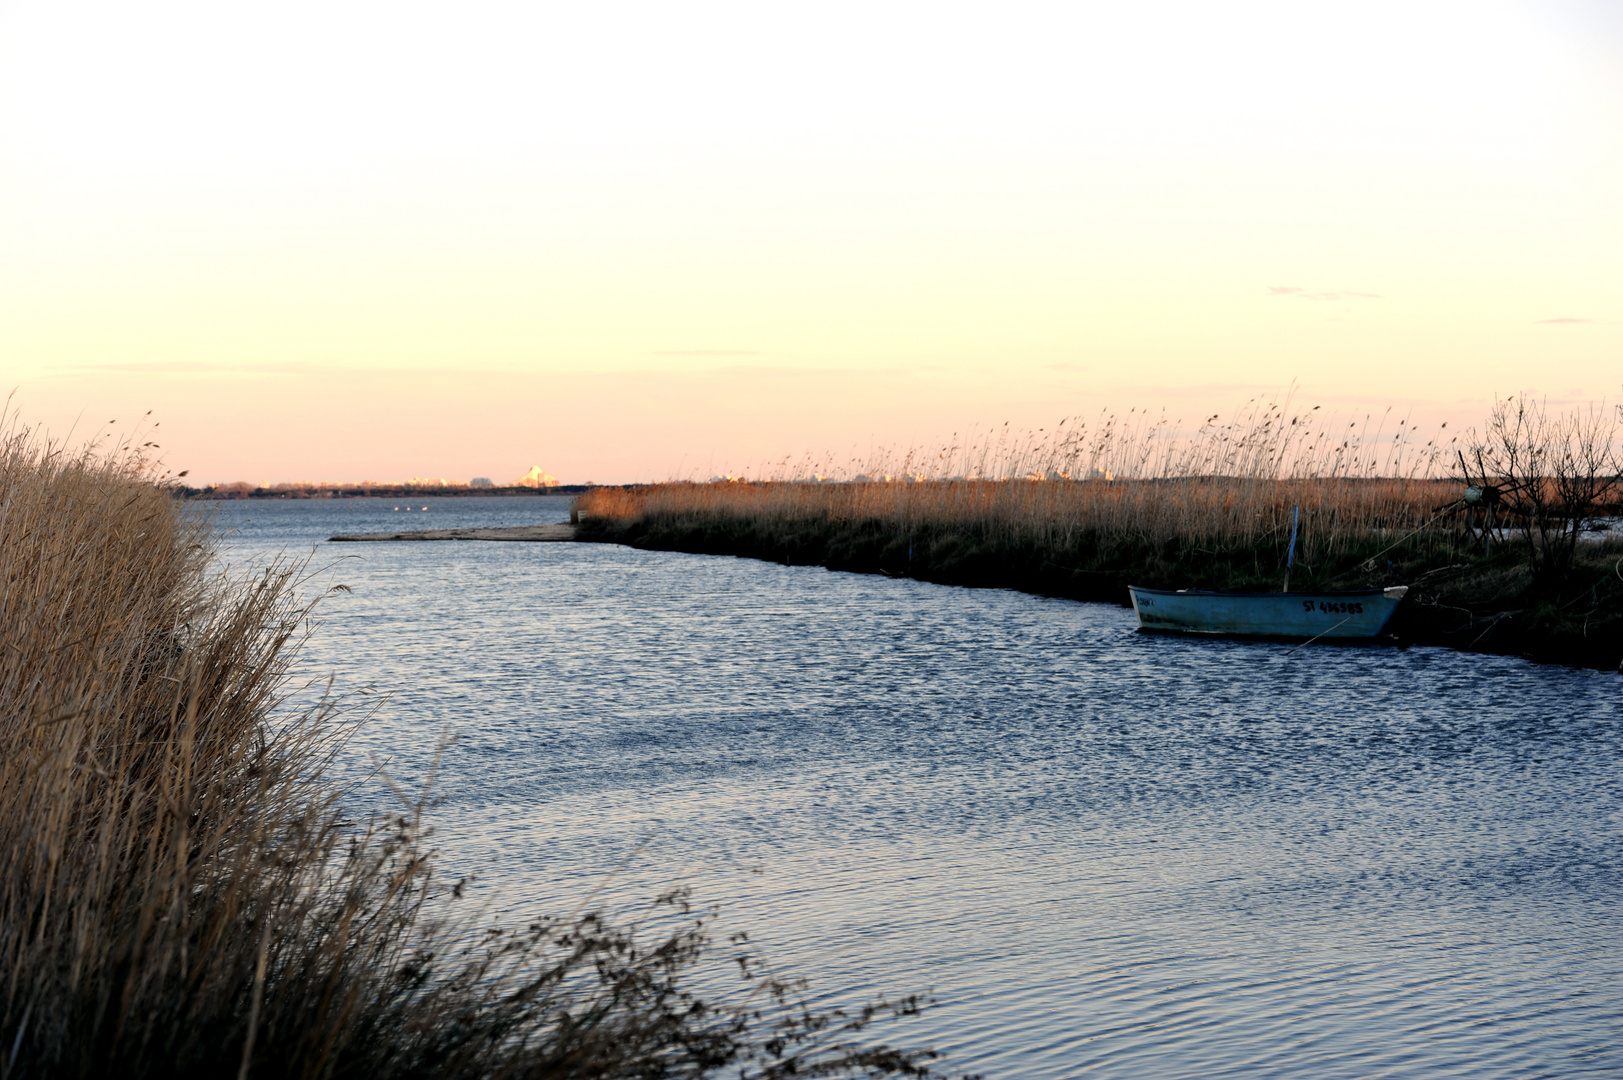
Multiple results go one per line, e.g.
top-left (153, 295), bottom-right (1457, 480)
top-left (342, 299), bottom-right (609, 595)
top-left (1305, 600), bottom-right (1364, 614)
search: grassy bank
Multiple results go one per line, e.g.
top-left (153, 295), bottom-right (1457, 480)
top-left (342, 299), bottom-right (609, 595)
top-left (0, 426), bottom-right (953, 1079)
top-left (575, 477), bottom-right (1623, 670)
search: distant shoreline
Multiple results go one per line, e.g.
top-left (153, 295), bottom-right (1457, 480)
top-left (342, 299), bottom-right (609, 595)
top-left (177, 484), bottom-right (594, 500)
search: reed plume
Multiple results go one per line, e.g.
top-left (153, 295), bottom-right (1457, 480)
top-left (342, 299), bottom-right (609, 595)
top-left (581, 398), bottom-right (1463, 584)
top-left (0, 420), bottom-right (951, 1079)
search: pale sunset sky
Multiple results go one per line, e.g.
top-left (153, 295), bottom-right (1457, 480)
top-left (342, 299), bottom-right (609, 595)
top-left (2, 0), bottom-right (1620, 483)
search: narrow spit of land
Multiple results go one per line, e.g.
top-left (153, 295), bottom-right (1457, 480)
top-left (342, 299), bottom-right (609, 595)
top-left (571, 481), bottom-right (1623, 672)
top-left (324, 486), bottom-right (1623, 672)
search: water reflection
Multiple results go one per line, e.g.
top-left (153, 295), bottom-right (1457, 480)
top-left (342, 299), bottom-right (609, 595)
top-left (218, 501), bottom-right (1622, 1079)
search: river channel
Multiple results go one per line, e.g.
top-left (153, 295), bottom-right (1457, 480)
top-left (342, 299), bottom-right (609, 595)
top-left (215, 496), bottom-right (1621, 1079)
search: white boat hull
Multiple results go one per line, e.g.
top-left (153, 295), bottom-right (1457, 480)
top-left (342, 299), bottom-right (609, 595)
top-left (1128, 586), bottom-right (1409, 639)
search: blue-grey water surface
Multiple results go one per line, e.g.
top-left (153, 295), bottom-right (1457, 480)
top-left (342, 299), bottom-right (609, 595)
top-left (215, 497), bottom-right (1621, 1079)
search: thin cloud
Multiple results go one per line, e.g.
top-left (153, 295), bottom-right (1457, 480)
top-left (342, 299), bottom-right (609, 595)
top-left (1536, 317), bottom-right (1594, 324)
top-left (1046, 363), bottom-right (1090, 372)
top-left (72, 361), bottom-right (317, 374)
top-left (1268, 286), bottom-right (1381, 301)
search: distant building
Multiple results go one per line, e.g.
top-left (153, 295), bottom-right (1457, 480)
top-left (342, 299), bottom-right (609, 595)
top-left (512, 465), bottom-right (561, 488)
top-left (470, 477), bottom-right (495, 488)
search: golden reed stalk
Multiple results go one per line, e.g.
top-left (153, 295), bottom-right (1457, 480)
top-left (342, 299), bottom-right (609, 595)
top-left (0, 420), bottom-right (409, 1075)
top-left (580, 399), bottom-right (1460, 577)
top-left (0, 419), bottom-right (952, 1079)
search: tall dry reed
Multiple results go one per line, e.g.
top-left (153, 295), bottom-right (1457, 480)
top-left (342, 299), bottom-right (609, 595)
top-left (0, 422), bottom-right (950, 1080)
top-left (582, 398), bottom-right (1467, 578)
top-left (732, 397), bottom-right (1451, 486)
top-left (580, 475), bottom-right (1459, 577)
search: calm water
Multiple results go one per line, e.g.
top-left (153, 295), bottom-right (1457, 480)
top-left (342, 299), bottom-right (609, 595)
top-left (215, 497), bottom-right (1622, 1079)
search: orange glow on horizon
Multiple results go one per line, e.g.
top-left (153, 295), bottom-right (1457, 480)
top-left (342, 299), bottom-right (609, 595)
top-left (3, 0), bottom-right (1620, 482)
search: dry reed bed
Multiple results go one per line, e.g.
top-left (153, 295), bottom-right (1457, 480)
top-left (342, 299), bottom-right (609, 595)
top-left (580, 476), bottom-right (1457, 576)
top-left (580, 394), bottom-right (1623, 587)
top-left (582, 398), bottom-right (1469, 584)
top-left (735, 398), bottom-right (1449, 487)
top-left (577, 396), bottom-right (1623, 666)
top-left (0, 427), bottom-right (948, 1080)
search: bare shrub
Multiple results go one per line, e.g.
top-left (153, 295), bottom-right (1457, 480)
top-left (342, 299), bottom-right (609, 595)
top-left (1462, 395), bottom-right (1621, 576)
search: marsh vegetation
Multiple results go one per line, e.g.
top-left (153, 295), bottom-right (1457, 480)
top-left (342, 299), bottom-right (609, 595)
top-left (578, 396), bottom-right (1623, 667)
top-left (0, 424), bottom-right (955, 1079)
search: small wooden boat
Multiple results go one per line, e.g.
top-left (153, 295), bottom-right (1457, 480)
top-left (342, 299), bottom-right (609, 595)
top-left (1128, 585), bottom-right (1409, 640)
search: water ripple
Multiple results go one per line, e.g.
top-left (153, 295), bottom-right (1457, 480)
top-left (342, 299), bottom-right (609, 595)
top-left (217, 500), bottom-right (1622, 1079)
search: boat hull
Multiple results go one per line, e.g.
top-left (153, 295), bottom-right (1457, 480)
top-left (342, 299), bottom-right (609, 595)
top-left (1128, 586), bottom-right (1408, 639)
